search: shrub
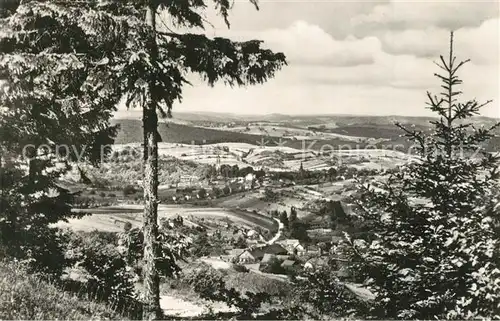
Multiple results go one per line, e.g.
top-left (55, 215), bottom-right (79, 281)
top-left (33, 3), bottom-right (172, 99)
top-left (108, 193), bottom-right (117, 198)
top-left (0, 261), bottom-right (121, 320)
top-left (118, 227), bottom-right (191, 278)
top-left (66, 231), bottom-right (137, 309)
top-left (197, 188), bottom-right (207, 199)
top-left (185, 264), bottom-right (270, 318)
top-left (99, 191), bottom-right (106, 198)
top-left (260, 257), bottom-right (285, 275)
top-left (122, 185), bottom-right (136, 196)
top-left (233, 264), bottom-right (249, 273)
top-left (295, 266), bottom-right (368, 318)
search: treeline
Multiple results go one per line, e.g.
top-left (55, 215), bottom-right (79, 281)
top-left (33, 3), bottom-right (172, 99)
top-left (203, 164), bottom-right (266, 180)
top-left (269, 165), bottom-right (382, 185)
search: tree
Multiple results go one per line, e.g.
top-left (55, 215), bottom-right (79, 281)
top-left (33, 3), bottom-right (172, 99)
top-left (289, 206), bottom-right (298, 225)
top-left (279, 210), bottom-right (289, 229)
top-left (233, 235), bottom-right (247, 249)
top-left (288, 220), bottom-right (309, 243)
top-left (197, 188), bottom-right (206, 199)
top-left (0, 0), bottom-right (119, 277)
top-left (327, 167), bottom-right (337, 182)
top-left (349, 32), bottom-right (500, 319)
top-left (296, 264), bottom-right (368, 318)
top-left (2, 1), bottom-right (286, 319)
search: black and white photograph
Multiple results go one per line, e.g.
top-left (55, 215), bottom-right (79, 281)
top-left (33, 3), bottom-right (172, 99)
top-left (0, 0), bottom-right (499, 320)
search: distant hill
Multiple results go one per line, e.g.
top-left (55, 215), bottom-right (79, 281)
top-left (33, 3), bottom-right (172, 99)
top-left (112, 119), bottom-right (268, 145)
top-left (111, 119), bottom-right (393, 150)
top-left (111, 118), bottom-right (500, 152)
top-left (156, 111), bottom-right (499, 127)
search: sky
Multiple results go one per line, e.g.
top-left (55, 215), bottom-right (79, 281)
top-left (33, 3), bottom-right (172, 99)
top-left (115, 0), bottom-right (500, 118)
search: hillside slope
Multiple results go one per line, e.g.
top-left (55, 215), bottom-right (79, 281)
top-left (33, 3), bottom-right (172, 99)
top-left (0, 261), bottom-right (120, 320)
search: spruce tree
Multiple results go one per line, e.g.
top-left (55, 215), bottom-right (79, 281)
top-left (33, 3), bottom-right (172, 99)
top-left (349, 32), bottom-right (500, 319)
top-left (0, 0), bottom-right (120, 276)
top-left (280, 210), bottom-right (289, 229)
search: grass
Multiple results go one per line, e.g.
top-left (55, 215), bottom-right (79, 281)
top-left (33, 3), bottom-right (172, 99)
top-left (0, 261), bottom-right (121, 320)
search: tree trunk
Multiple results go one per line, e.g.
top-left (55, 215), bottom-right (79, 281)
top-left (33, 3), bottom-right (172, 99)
top-left (142, 3), bottom-right (161, 320)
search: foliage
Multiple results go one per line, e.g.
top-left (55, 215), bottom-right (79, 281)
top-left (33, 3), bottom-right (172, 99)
top-left (185, 264), bottom-right (271, 318)
top-left (287, 220), bottom-right (310, 243)
top-left (197, 188), bottom-right (207, 199)
top-left (0, 0), bottom-right (121, 277)
top-left (279, 210), bottom-right (289, 229)
top-left (233, 264), bottom-right (250, 273)
top-left (122, 184), bottom-right (137, 196)
top-left (0, 260), bottom-right (122, 320)
top-left (118, 226), bottom-right (191, 278)
top-left (66, 231), bottom-right (139, 311)
top-left (295, 265), bottom-right (368, 318)
top-left (232, 235), bottom-right (247, 249)
top-left (260, 257), bottom-right (285, 275)
top-left (318, 200), bottom-right (350, 229)
top-left (349, 33), bottom-right (500, 319)
top-left (262, 188), bottom-right (279, 202)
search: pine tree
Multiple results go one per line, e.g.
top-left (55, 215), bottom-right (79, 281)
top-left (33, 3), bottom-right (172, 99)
top-left (289, 206), bottom-right (298, 224)
top-left (1, 1), bottom-right (286, 319)
top-left (0, 0), bottom-right (120, 276)
top-left (280, 210), bottom-right (289, 229)
top-left (349, 32), bottom-right (500, 319)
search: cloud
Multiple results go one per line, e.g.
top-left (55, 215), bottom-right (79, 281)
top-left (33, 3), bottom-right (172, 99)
top-left (246, 21), bottom-right (381, 67)
top-left (148, 5), bottom-right (499, 119)
top-left (379, 18), bottom-right (499, 64)
top-left (351, 0), bottom-right (499, 34)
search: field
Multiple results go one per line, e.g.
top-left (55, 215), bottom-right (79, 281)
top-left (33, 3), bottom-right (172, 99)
top-left (56, 204), bottom-right (277, 233)
top-left (105, 141), bottom-right (411, 173)
top-left (112, 114), bottom-right (500, 152)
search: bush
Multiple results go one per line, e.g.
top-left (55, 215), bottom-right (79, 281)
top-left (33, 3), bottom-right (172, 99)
top-left (197, 188), bottom-right (207, 199)
top-left (118, 227), bottom-right (191, 278)
top-left (0, 261), bottom-right (121, 320)
top-left (65, 231), bottom-right (140, 314)
top-left (122, 185), bottom-right (136, 196)
top-left (260, 257), bottom-right (285, 275)
top-left (295, 266), bottom-right (367, 318)
top-left (185, 264), bottom-right (270, 318)
top-left (99, 191), bottom-right (106, 198)
top-left (233, 264), bottom-right (249, 273)
top-left (108, 193), bottom-right (117, 198)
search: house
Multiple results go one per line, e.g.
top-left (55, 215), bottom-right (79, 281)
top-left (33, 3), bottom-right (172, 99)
top-left (277, 239), bottom-right (306, 255)
top-left (304, 257), bottom-right (329, 270)
top-left (260, 253), bottom-right (277, 265)
top-left (262, 243), bottom-right (288, 255)
top-left (227, 248), bottom-right (245, 257)
top-left (238, 249), bottom-right (260, 263)
top-left (306, 245), bottom-right (322, 256)
top-left (236, 244), bottom-right (287, 264)
top-left (281, 259), bottom-right (297, 269)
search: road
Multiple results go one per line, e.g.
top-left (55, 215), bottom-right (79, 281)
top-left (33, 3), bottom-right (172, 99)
top-left (266, 218), bottom-right (284, 244)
